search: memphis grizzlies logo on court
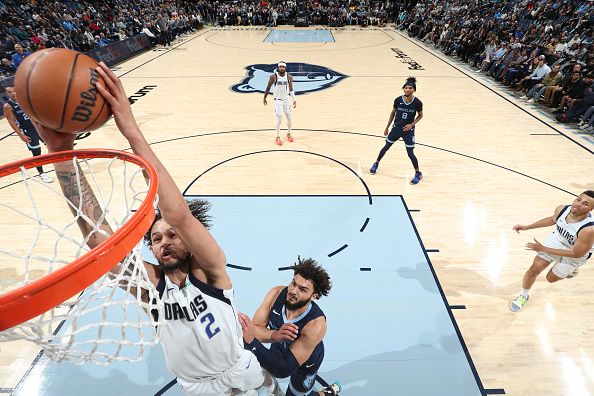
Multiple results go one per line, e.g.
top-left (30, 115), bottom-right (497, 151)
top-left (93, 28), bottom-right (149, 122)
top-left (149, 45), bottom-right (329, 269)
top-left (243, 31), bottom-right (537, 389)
top-left (231, 63), bottom-right (347, 95)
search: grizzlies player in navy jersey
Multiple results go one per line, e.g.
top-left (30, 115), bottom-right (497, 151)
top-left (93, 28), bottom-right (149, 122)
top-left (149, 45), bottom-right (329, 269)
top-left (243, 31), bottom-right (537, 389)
top-left (239, 258), bottom-right (341, 396)
top-left (34, 63), bottom-right (278, 396)
top-left (510, 191), bottom-right (594, 312)
top-left (263, 61), bottom-right (297, 146)
top-left (370, 77), bottom-right (424, 184)
top-left (2, 86), bottom-right (52, 183)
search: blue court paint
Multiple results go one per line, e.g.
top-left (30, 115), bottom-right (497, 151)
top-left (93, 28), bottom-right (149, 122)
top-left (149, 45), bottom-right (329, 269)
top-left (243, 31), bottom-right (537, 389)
top-left (13, 196), bottom-right (483, 396)
top-left (264, 29), bottom-right (335, 42)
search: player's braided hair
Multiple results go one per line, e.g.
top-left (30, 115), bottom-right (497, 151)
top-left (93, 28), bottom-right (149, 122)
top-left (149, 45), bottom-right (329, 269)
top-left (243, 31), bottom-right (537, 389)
top-left (402, 76), bottom-right (417, 90)
top-left (144, 199), bottom-right (212, 246)
top-left (292, 256), bottom-right (332, 299)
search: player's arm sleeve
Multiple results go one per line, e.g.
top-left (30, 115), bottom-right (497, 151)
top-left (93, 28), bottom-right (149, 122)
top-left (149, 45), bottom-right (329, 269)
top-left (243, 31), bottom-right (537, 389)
top-left (246, 338), bottom-right (300, 378)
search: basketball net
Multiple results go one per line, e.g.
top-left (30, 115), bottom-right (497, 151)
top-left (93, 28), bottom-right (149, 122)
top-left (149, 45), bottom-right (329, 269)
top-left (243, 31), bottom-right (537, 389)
top-left (0, 151), bottom-right (163, 365)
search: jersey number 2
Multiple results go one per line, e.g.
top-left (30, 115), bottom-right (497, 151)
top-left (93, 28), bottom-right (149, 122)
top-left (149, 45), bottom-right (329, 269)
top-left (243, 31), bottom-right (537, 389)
top-left (201, 313), bottom-right (221, 339)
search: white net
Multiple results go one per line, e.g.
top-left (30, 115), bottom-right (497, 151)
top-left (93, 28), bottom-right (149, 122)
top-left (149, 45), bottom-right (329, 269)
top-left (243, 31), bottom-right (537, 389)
top-left (0, 154), bottom-right (163, 365)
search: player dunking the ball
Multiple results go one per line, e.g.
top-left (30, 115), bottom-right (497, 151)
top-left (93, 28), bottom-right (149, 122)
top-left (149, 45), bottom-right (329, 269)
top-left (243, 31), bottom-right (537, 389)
top-left (36, 62), bottom-right (280, 396)
top-left (263, 61), bottom-right (296, 146)
top-left (370, 77), bottom-right (424, 184)
top-left (509, 191), bottom-right (594, 312)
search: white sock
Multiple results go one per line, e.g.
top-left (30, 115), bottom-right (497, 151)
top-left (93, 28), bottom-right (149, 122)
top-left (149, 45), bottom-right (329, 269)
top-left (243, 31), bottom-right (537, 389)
top-left (520, 288), bottom-right (530, 297)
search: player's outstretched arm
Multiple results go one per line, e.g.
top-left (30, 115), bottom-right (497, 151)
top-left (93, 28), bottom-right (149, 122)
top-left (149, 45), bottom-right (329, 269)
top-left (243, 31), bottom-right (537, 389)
top-left (35, 123), bottom-right (158, 298)
top-left (513, 204), bottom-right (563, 233)
top-left (95, 62), bottom-right (230, 289)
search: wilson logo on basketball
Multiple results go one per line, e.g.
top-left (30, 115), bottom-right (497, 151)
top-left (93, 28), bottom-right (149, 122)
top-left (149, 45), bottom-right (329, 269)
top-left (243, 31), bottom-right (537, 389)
top-left (71, 68), bottom-right (100, 123)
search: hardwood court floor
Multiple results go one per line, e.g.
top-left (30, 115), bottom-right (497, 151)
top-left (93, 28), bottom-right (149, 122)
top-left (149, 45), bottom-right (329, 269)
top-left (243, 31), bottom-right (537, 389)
top-left (1, 26), bottom-right (593, 395)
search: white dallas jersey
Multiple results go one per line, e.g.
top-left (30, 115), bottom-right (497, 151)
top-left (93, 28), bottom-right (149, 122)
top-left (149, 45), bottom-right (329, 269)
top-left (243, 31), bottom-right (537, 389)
top-left (552, 205), bottom-right (594, 258)
top-left (273, 72), bottom-right (289, 100)
top-left (156, 273), bottom-right (244, 381)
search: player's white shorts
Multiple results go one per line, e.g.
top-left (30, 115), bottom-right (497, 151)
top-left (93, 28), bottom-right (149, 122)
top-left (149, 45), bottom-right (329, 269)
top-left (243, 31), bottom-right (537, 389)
top-left (537, 234), bottom-right (591, 278)
top-left (176, 348), bottom-right (265, 396)
top-left (274, 98), bottom-right (291, 116)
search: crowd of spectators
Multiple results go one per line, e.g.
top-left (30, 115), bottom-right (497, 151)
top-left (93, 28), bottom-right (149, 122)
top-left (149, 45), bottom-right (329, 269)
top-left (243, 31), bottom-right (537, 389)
top-left (0, 0), bottom-right (394, 79)
top-left (398, 0), bottom-right (594, 133)
top-left (210, 0), bottom-right (392, 28)
top-left (4, 0), bottom-right (592, 131)
top-left (0, 0), bottom-right (205, 77)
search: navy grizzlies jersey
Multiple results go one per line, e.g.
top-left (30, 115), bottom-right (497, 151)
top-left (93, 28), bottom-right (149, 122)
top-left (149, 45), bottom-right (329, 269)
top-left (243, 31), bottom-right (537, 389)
top-left (393, 96), bottom-right (423, 129)
top-left (268, 288), bottom-right (325, 367)
top-left (6, 99), bottom-right (35, 132)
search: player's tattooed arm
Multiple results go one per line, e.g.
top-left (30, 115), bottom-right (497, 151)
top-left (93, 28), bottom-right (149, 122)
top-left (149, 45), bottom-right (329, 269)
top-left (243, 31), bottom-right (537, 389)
top-left (54, 167), bottom-right (112, 249)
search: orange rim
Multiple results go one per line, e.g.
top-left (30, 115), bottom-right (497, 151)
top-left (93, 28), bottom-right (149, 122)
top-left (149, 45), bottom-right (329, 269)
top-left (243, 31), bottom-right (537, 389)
top-left (0, 149), bottom-right (158, 331)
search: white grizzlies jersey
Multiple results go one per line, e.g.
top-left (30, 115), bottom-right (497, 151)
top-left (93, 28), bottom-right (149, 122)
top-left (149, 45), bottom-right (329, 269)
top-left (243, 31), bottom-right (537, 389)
top-left (552, 205), bottom-right (594, 258)
top-left (273, 72), bottom-right (289, 100)
top-left (156, 273), bottom-right (245, 381)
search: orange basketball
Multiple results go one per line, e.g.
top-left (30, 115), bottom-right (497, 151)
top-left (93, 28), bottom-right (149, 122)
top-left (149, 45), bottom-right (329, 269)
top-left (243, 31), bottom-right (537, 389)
top-left (14, 48), bottom-right (112, 134)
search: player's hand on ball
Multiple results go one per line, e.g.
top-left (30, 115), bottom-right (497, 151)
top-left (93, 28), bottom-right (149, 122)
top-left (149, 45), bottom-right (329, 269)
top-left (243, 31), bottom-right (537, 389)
top-left (238, 312), bottom-right (255, 343)
top-left (94, 62), bottom-right (138, 136)
top-left (273, 323), bottom-right (299, 342)
top-left (34, 122), bottom-right (76, 153)
top-left (513, 225), bottom-right (527, 233)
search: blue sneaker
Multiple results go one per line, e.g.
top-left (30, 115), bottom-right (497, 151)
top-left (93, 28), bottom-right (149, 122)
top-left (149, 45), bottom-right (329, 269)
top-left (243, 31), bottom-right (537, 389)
top-left (410, 171), bottom-right (423, 184)
top-left (370, 162), bottom-right (379, 174)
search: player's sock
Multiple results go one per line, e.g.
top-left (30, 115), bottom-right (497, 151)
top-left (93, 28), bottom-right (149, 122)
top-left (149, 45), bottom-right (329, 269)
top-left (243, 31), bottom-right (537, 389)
top-left (520, 288), bottom-right (530, 298)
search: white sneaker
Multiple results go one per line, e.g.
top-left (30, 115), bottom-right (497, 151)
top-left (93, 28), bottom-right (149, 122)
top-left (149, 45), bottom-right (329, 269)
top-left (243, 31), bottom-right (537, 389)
top-left (39, 173), bottom-right (53, 183)
top-left (527, 98), bottom-right (534, 103)
top-left (579, 123), bottom-right (591, 130)
top-left (509, 294), bottom-right (529, 312)
top-left (519, 95), bottom-right (528, 100)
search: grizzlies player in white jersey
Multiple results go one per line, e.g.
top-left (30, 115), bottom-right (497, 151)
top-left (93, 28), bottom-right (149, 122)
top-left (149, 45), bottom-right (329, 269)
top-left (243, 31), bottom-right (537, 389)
top-left (263, 61), bottom-right (297, 146)
top-left (35, 63), bottom-right (278, 396)
top-left (510, 191), bottom-right (594, 312)
top-left (238, 258), bottom-right (341, 396)
top-left (369, 77), bottom-right (424, 184)
top-left (2, 86), bottom-right (52, 183)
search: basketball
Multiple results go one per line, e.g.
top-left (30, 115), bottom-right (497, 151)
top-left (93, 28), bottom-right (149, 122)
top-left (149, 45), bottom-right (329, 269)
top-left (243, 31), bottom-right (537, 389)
top-left (13, 48), bottom-right (112, 134)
